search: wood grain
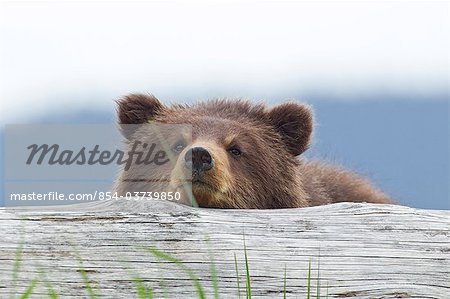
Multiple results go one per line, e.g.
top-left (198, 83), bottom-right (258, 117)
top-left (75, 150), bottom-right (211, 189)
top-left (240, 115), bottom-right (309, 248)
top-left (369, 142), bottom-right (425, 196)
top-left (0, 201), bottom-right (449, 298)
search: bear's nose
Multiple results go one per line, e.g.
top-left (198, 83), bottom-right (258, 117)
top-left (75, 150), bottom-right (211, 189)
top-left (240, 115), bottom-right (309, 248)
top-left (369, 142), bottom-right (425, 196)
top-left (184, 146), bottom-right (214, 174)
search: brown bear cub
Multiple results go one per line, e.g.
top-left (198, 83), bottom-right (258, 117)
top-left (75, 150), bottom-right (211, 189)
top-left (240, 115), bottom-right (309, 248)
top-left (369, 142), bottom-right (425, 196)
top-left (114, 94), bottom-right (392, 208)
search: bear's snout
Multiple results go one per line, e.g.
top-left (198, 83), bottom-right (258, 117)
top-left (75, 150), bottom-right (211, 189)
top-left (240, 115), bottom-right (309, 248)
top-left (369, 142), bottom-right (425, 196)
top-left (184, 146), bottom-right (215, 175)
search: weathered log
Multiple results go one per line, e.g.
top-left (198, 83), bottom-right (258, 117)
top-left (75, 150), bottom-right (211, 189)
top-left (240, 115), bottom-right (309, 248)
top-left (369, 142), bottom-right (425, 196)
top-left (0, 201), bottom-right (448, 298)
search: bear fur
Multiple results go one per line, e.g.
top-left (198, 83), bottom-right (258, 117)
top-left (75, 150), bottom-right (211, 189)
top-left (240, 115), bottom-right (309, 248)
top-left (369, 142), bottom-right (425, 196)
top-left (114, 94), bottom-right (392, 208)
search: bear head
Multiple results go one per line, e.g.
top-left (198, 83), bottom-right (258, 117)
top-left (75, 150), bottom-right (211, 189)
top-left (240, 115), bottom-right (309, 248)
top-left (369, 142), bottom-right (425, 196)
top-left (115, 94), bottom-right (313, 208)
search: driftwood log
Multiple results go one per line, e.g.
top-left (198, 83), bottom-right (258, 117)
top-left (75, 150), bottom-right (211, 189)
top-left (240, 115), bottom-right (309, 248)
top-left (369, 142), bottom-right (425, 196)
top-left (0, 201), bottom-right (449, 298)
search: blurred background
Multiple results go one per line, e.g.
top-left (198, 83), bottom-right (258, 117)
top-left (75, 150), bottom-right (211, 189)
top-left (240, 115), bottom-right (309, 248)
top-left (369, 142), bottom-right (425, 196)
top-left (0, 0), bottom-right (448, 209)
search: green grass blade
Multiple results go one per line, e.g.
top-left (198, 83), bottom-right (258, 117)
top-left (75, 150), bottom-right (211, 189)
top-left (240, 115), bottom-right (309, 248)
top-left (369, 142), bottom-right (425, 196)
top-left (135, 278), bottom-right (143, 298)
top-left (10, 242), bottom-right (24, 299)
top-left (13, 243), bottom-right (23, 282)
top-left (243, 237), bottom-right (251, 299)
top-left (144, 247), bottom-right (206, 299)
top-left (122, 260), bottom-right (154, 299)
top-left (72, 243), bottom-right (99, 299)
top-left (42, 274), bottom-right (58, 299)
top-left (283, 264), bottom-right (287, 299)
top-left (46, 284), bottom-right (59, 299)
top-left (132, 275), bottom-right (154, 299)
top-left (19, 278), bottom-right (38, 299)
top-left (133, 276), bottom-right (146, 299)
top-left (234, 253), bottom-right (241, 299)
top-left (307, 260), bottom-right (311, 299)
top-left (78, 268), bottom-right (98, 299)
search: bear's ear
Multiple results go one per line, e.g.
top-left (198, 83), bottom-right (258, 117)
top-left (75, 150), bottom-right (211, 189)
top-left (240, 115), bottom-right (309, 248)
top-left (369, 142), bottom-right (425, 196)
top-left (116, 93), bottom-right (165, 138)
top-left (116, 93), bottom-right (164, 124)
top-left (268, 102), bottom-right (314, 156)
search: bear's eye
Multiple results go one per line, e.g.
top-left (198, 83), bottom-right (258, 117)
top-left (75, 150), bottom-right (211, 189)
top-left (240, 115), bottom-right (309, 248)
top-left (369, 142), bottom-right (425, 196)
top-left (228, 146), bottom-right (242, 156)
top-left (173, 142), bottom-right (185, 153)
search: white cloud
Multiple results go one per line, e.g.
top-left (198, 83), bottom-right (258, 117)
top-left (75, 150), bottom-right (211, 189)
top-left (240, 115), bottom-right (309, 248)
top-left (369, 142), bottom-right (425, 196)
top-left (0, 1), bottom-right (448, 122)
